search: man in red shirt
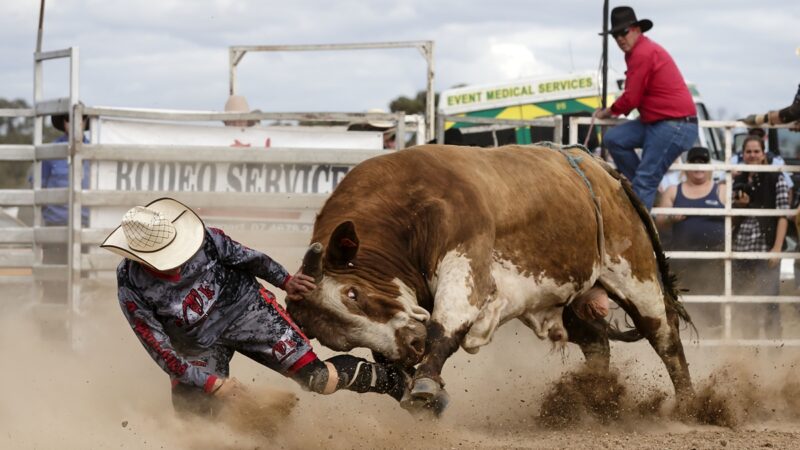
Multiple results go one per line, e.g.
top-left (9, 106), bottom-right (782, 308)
top-left (594, 6), bottom-right (698, 210)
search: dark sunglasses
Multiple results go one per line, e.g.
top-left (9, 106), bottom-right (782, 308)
top-left (612, 27), bottom-right (630, 39)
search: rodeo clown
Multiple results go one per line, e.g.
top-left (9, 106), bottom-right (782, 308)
top-left (101, 197), bottom-right (409, 415)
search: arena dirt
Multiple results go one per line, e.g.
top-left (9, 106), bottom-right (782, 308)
top-left (3, 284), bottom-right (800, 449)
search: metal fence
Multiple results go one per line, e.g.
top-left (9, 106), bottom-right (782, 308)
top-left (0, 97), bottom-right (426, 342)
top-left (569, 116), bottom-right (800, 346)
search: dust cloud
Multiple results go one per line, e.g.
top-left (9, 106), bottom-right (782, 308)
top-left (4, 283), bottom-right (800, 449)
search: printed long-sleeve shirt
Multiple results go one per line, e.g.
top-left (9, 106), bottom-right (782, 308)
top-left (610, 35), bottom-right (696, 123)
top-left (116, 227), bottom-right (291, 392)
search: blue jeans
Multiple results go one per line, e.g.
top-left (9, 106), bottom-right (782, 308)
top-left (604, 119), bottom-right (698, 209)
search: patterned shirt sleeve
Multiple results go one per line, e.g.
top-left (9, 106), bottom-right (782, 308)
top-left (776, 176), bottom-right (790, 209)
top-left (118, 281), bottom-right (219, 393)
top-left (207, 227), bottom-right (291, 289)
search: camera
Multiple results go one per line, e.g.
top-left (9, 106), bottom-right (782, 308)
top-left (732, 180), bottom-right (754, 199)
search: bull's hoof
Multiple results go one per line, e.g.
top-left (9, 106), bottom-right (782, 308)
top-left (400, 377), bottom-right (449, 418)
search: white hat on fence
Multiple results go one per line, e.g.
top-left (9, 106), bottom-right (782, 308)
top-left (366, 108), bottom-right (396, 129)
top-left (100, 197), bottom-right (204, 271)
top-left (223, 95), bottom-right (260, 126)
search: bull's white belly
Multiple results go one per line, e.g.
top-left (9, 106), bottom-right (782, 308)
top-left (461, 256), bottom-right (598, 353)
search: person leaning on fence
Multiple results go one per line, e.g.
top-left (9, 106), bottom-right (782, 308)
top-left (731, 135), bottom-right (790, 339)
top-left (223, 95), bottom-right (260, 128)
top-left (740, 83), bottom-right (800, 131)
top-left (347, 109), bottom-right (397, 149)
top-left (100, 197), bottom-right (410, 417)
top-left (655, 146), bottom-right (726, 337)
top-left (33, 113), bottom-right (91, 304)
top-left (592, 6), bottom-right (698, 210)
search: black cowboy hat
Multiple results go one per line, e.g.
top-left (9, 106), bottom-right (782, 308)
top-left (599, 6), bottom-right (653, 36)
top-left (50, 113), bottom-right (90, 133)
top-left (686, 146), bottom-right (710, 163)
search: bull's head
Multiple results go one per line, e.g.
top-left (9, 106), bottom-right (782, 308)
top-left (288, 221), bottom-right (430, 367)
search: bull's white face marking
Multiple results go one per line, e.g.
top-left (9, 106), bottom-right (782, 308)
top-left (393, 278), bottom-right (430, 323)
top-left (310, 275), bottom-right (426, 360)
top-left (430, 250), bottom-right (480, 338)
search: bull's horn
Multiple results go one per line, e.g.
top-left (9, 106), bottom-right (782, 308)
top-left (302, 242), bottom-right (324, 282)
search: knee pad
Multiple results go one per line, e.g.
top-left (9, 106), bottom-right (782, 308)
top-left (293, 359), bottom-right (331, 394)
top-left (328, 354), bottom-right (407, 401)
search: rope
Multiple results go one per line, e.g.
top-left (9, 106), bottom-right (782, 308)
top-left (543, 142), bottom-right (606, 260)
top-left (583, 113), bottom-right (597, 148)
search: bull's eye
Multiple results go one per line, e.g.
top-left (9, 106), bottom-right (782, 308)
top-left (347, 288), bottom-right (358, 300)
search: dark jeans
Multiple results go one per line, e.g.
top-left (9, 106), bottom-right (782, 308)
top-left (604, 118), bottom-right (698, 209)
top-left (732, 259), bottom-right (781, 339)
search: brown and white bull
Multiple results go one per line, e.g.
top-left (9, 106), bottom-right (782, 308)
top-left (288, 143), bottom-right (693, 414)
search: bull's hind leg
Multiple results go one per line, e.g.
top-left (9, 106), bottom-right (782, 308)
top-left (562, 305), bottom-right (610, 372)
top-left (600, 275), bottom-right (693, 401)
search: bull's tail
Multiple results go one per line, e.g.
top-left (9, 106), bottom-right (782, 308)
top-left (598, 161), bottom-right (694, 330)
top-left (607, 323), bottom-right (645, 342)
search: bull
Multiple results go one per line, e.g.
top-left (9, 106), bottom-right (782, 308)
top-left (288, 143), bottom-right (693, 414)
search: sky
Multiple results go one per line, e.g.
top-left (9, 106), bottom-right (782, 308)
top-left (1, 0), bottom-right (798, 120)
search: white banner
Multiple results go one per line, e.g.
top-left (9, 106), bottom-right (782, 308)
top-left (91, 119), bottom-right (383, 230)
top-left (95, 119), bottom-right (382, 194)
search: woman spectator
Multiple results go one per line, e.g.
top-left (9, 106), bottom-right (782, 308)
top-left (656, 146), bottom-right (726, 336)
top-left (732, 135), bottom-right (790, 339)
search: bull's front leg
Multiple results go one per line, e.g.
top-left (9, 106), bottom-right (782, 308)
top-left (402, 246), bottom-right (492, 416)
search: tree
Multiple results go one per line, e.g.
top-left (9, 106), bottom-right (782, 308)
top-left (388, 90), bottom-right (439, 115)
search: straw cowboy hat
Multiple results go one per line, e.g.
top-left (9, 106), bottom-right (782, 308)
top-left (100, 197), bottom-right (205, 271)
top-left (347, 108), bottom-right (397, 132)
top-left (366, 108), bottom-right (396, 129)
top-left (599, 6), bottom-right (653, 36)
top-left (223, 94), bottom-right (260, 127)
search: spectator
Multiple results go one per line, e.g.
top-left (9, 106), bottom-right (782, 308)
top-left (732, 135), bottom-right (789, 339)
top-left (223, 95), bottom-right (260, 128)
top-left (100, 198), bottom-right (410, 417)
top-left (347, 108), bottom-right (397, 149)
top-left (37, 112), bottom-right (90, 304)
top-left (655, 146), bottom-right (726, 336)
top-left (731, 128), bottom-right (793, 191)
top-left (593, 6), bottom-right (698, 210)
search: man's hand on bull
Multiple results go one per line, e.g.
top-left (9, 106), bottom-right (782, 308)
top-left (285, 271), bottom-right (317, 301)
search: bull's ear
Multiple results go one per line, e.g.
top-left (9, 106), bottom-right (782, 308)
top-left (327, 221), bottom-right (359, 266)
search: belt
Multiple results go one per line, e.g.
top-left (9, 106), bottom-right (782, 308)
top-left (667, 116), bottom-right (698, 123)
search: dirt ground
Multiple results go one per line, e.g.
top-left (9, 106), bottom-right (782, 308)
top-left (3, 282), bottom-right (800, 450)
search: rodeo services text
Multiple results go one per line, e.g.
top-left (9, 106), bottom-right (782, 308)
top-left (112, 161), bottom-right (350, 194)
top-left (446, 76), bottom-right (594, 107)
top-left (94, 119), bottom-right (383, 194)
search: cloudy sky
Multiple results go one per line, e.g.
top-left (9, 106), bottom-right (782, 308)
top-left (1, 0), bottom-right (798, 119)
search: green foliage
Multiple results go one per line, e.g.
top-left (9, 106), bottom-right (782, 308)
top-left (389, 90), bottom-right (439, 115)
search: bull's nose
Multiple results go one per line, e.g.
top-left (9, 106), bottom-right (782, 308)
top-left (548, 327), bottom-right (565, 342)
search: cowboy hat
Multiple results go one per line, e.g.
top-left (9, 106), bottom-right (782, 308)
top-left (366, 108), bottom-right (396, 129)
top-left (599, 6), bottom-right (653, 36)
top-left (51, 112), bottom-right (90, 133)
top-left (223, 95), bottom-right (261, 127)
top-left (100, 197), bottom-right (205, 271)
